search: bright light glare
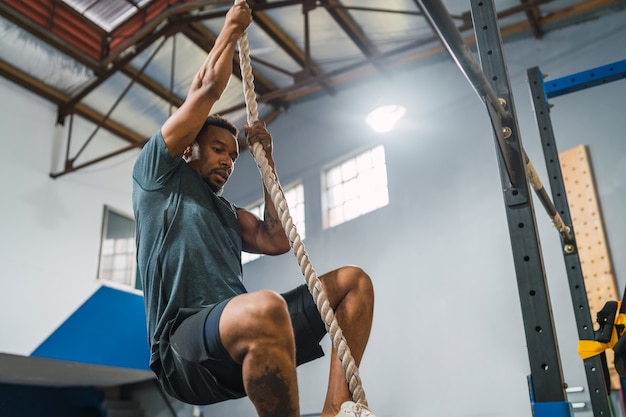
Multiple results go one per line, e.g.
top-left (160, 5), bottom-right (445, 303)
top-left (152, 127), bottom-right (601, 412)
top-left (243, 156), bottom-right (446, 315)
top-left (366, 105), bottom-right (406, 133)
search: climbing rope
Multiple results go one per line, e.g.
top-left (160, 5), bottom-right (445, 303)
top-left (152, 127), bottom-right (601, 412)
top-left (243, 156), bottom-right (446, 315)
top-left (234, 0), bottom-right (367, 406)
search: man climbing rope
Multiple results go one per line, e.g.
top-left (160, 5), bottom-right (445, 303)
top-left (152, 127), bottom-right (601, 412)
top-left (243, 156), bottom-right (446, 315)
top-left (132, 2), bottom-right (376, 416)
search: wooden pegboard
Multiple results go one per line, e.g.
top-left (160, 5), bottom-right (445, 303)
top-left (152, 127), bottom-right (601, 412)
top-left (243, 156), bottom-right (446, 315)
top-left (560, 144), bottom-right (620, 388)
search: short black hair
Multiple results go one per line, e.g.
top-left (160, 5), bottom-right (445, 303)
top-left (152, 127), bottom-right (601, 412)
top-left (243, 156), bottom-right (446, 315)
top-left (199, 114), bottom-right (238, 138)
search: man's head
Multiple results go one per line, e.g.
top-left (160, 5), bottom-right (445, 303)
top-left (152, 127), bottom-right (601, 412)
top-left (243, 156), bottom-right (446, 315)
top-left (183, 115), bottom-right (240, 194)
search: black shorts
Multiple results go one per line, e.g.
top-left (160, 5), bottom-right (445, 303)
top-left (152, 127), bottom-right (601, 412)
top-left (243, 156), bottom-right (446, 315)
top-left (155, 284), bottom-right (327, 405)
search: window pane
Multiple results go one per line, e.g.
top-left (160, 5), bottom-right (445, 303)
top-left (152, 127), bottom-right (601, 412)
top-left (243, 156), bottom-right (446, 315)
top-left (326, 166), bottom-right (342, 187)
top-left (102, 255), bottom-right (113, 269)
top-left (328, 206), bottom-right (344, 228)
top-left (101, 239), bottom-right (114, 255)
top-left (113, 254), bottom-right (127, 270)
top-left (359, 168), bottom-right (380, 192)
top-left (344, 199), bottom-right (361, 222)
top-left (98, 206), bottom-right (138, 291)
top-left (343, 178), bottom-right (359, 201)
top-left (114, 239), bottom-right (128, 253)
top-left (327, 184), bottom-right (342, 208)
top-left (356, 152), bottom-right (373, 171)
top-left (341, 159), bottom-right (357, 181)
top-left (294, 205), bottom-right (305, 223)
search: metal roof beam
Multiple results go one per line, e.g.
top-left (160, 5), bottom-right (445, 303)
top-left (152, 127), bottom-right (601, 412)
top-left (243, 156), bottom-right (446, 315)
top-left (251, 9), bottom-right (336, 96)
top-left (520, 0), bottom-right (543, 39)
top-left (0, 58), bottom-right (145, 145)
top-left (120, 65), bottom-right (185, 109)
top-left (317, 0), bottom-right (387, 75)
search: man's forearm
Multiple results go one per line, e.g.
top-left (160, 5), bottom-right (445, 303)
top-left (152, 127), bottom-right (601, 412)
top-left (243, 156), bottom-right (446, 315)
top-left (189, 3), bottom-right (249, 98)
top-left (262, 183), bottom-right (290, 251)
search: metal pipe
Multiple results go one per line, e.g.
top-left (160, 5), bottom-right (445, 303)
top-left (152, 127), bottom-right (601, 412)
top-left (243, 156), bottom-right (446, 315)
top-left (50, 142), bottom-right (143, 179)
top-left (413, 0), bottom-right (508, 120)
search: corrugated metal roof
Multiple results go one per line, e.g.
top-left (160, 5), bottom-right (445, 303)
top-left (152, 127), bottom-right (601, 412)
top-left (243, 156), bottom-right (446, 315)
top-left (61, 0), bottom-right (153, 32)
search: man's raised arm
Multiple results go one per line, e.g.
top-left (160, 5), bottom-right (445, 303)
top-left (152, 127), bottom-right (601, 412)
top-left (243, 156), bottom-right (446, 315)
top-left (161, 2), bottom-right (252, 157)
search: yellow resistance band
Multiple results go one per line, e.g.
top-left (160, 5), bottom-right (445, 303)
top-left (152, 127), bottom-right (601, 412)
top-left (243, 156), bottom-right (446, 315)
top-left (578, 302), bottom-right (626, 360)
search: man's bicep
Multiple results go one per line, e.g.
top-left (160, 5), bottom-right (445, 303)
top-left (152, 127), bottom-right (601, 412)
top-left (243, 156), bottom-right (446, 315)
top-left (161, 104), bottom-right (199, 157)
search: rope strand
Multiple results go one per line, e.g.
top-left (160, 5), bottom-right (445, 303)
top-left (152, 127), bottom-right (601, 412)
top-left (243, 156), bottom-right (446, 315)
top-left (234, 0), bottom-right (367, 406)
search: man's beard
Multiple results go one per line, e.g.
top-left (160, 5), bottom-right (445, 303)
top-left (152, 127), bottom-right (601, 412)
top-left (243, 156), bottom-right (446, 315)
top-left (203, 176), bottom-right (223, 196)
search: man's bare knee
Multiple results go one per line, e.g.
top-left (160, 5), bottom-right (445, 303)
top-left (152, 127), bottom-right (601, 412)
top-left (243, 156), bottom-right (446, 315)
top-left (221, 291), bottom-right (293, 363)
top-left (244, 291), bottom-right (295, 353)
top-left (249, 290), bottom-right (292, 328)
top-left (336, 266), bottom-right (374, 303)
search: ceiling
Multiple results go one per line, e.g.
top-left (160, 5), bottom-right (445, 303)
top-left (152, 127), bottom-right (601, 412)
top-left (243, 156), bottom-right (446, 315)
top-left (1, 0), bottom-right (624, 178)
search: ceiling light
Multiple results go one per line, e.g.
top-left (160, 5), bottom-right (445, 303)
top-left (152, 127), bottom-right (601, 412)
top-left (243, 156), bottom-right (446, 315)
top-left (366, 105), bottom-right (406, 133)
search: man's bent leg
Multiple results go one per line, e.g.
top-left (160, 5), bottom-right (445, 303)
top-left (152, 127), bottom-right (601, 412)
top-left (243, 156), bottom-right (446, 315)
top-left (318, 266), bottom-right (374, 417)
top-left (219, 290), bottom-right (300, 417)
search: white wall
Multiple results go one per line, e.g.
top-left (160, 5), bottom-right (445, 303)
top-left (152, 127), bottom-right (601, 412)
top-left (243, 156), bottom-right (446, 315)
top-left (0, 78), bottom-right (140, 355)
top-left (1, 7), bottom-right (625, 417)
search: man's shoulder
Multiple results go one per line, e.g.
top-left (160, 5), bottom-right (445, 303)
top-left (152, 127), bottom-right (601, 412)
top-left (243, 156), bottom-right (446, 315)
top-left (133, 130), bottom-right (182, 188)
top-left (137, 130), bottom-right (166, 158)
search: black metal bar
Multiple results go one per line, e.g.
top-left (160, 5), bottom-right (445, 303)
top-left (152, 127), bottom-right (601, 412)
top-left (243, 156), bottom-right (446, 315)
top-left (469, 0), bottom-right (568, 404)
top-left (528, 66), bottom-right (615, 417)
top-left (413, 0), bottom-right (508, 120)
top-left (65, 114), bottom-right (74, 164)
top-left (319, 4), bottom-right (427, 17)
top-left (49, 142), bottom-right (144, 179)
top-left (169, 34), bottom-right (176, 117)
top-left (303, 1), bottom-right (312, 77)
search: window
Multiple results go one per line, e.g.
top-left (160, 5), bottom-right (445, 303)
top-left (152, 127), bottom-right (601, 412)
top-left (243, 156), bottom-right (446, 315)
top-left (97, 206), bottom-right (140, 291)
top-left (322, 145), bottom-right (389, 228)
top-left (241, 182), bottom-right (305, 265)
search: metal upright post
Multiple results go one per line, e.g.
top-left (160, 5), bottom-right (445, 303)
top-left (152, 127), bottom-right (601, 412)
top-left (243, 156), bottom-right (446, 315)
top-left (468, 2), bottom-right (570, 413)
top-left (415, 0), bottom-right (619, 414)
top-left (527, 66), bottom-right (614, 417)
top-left (414, 0), bottom-right (572, 412)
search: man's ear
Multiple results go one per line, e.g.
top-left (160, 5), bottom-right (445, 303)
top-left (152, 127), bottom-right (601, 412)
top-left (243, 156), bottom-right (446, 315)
top-left (182, 145), bottom-right (192, 159)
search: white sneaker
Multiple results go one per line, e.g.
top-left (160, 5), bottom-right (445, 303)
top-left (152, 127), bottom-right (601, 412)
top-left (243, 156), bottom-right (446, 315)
top-left (334, 401), bottom-right (376, 417)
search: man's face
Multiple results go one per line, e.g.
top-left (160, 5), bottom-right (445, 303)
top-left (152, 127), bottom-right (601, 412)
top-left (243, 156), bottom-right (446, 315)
top-left (188, 125), bottom-right (239, 193)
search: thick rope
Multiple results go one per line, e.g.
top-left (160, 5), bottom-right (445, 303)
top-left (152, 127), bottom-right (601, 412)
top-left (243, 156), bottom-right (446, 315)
top-left (234, 0), bottom-right (367, 406)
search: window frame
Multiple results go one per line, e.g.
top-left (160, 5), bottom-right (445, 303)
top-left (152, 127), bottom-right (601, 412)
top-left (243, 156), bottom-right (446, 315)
top-left (96, 205), bottom-right (141, 293)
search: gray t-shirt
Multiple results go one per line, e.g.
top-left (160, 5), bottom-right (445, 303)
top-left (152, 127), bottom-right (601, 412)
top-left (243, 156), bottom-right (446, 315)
top-left (132, 131), bottom-right (247, 369)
